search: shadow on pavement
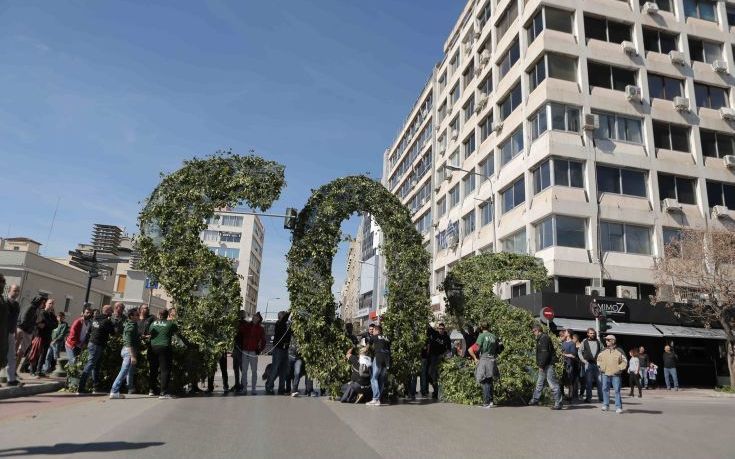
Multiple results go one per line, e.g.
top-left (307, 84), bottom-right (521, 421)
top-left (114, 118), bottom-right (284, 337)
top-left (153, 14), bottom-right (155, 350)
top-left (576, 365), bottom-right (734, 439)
top-left (0, 400), bottom-right (46, 404)
top-left (625, 409), bottom-right (663, 415)
top-left (0, 442), bottom-right (165, 456)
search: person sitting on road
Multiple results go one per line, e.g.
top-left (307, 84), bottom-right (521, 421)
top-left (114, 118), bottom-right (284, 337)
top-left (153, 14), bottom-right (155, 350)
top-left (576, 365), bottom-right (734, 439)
top-left (341, 344), bottom-right (372, 403)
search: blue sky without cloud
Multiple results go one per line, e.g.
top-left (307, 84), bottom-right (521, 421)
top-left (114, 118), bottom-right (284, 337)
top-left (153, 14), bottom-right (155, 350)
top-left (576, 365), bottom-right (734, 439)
top-left (0, 0), bottom-right (463, 311)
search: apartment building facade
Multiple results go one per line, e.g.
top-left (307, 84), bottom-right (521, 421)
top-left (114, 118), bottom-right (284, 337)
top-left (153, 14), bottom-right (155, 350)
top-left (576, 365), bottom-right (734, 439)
top-left (383, 0), bottom-right (734, 384)
top-left (202, 210), bottom-right (265, 315)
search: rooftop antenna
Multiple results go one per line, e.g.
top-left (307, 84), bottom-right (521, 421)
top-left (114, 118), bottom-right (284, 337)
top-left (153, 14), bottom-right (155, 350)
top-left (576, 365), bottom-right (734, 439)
top-left (44, 196), bottom-right (61, 255)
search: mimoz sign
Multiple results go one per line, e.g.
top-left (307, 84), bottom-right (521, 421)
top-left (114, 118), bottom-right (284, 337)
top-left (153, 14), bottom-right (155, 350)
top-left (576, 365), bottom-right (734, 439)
top-left (590, 300), bottom-right (627, 318)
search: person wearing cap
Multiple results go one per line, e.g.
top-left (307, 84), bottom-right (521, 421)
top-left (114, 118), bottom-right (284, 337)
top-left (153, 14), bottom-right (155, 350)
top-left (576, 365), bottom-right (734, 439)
top-left (596, 334), bottom-right (627, 413)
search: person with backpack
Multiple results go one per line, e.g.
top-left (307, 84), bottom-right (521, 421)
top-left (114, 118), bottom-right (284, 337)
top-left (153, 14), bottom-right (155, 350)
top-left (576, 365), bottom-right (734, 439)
top-left (340, 344), bottom-right (372, 403)
top-left (597, 334), bottom-right (627, 413)
top-left (578, 327), bottom-right (604, 403)
top-left (468, 322), bottom-right (500, 408)
top-left (367, 325), bottom-right (390, 406)
top-left (528, 323), bottom-right (562, 410)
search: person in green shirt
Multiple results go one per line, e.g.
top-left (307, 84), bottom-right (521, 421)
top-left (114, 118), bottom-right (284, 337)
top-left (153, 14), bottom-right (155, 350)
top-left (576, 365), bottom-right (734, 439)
top-left (110, 308), bottom-right (141, 399)
top-left (469, 322), bottom-right (500, 408)
top-left (41, 311), bottom-right (68, 375)
top-left (149, 309), bottom-right (179, 399)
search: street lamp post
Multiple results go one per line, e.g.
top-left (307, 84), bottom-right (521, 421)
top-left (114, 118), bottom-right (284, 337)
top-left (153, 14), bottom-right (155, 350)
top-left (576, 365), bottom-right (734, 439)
top-left (445, 164), bottom-right (497, 252)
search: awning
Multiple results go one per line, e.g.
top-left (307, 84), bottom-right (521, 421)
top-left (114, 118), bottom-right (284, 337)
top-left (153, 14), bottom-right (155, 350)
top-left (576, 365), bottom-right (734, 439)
top-left (553, 318), bottom-right (595, 331)
top-left (655, 325), bottom-right (727, 340)
top-left (607, 322), bottom-right (662, 337)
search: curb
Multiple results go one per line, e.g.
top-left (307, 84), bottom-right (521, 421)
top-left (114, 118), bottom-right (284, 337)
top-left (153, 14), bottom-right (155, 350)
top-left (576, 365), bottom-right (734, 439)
top-left (0, 381), bottom-right (65, 400)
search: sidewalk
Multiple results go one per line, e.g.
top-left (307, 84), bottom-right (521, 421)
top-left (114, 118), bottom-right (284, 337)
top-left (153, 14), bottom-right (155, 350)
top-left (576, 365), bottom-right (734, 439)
top-left (0, 375), bottom-right (65, 400)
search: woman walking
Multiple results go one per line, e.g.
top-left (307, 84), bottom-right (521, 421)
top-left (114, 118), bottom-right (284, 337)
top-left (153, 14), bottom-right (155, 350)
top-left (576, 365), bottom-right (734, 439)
top-left (149, 309), bottom-right (178, 399)
top-left (110, 308), bottom-right (140, 399)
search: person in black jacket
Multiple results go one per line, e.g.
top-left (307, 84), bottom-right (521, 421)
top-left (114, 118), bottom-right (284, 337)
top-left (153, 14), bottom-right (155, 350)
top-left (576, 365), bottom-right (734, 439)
top-left (427, 323), bottom-right (451, 399)
top-left (4, 283), bottom-right (21, 386)
top-left (17, 294), bottom-right (46, 373)
top-left (0, 275), bottom-right (7, 370)
top-left (77, 305), bottom-right (116, 394)
top-left (31, 299), bottom-right (58, 376)
top-left (528, 323), bottom-right (562, 410)
top-left (265, 311), bottom-right (291, 395)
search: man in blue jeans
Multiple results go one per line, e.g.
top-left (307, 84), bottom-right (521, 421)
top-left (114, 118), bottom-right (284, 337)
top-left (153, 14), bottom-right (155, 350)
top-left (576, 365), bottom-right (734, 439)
top-left (77, 305), bottom-right (116, 395)
top-left (597, 334), bottom-right (627, 414)
top-left (367, 325), bottom-right (390, 406)
top-left (528, 323), bottom-right (562, 410)
top-left (662, 345), bottom-right (679, 390)
top-left (578, 328), bottom-right (603, 403)
top-left (110, 308), bottom-right (140, 398)
top-left (638, 346), bottom-right (650, 389)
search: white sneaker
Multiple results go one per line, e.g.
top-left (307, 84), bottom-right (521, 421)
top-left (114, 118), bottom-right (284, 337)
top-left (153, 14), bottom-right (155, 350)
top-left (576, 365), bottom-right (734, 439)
top-left (366, 400), bottom-right (378, 406)
top-left (601, 405), bottom-right (609, 411)
top-left (159, 394), bottom-right (172, 400)
top-left (482, 403), bottom-right (494, 409)
top-left (291, 392), bottom-right (300, 397)
top-left (109, 393), bottom-right (124, 399)
top-left (616, 408), bottom-right (623, 414)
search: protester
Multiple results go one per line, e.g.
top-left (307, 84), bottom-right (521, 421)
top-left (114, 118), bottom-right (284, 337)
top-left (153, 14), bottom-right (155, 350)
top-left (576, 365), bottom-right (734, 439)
top-left (578, 328), bottom-right (604, 403)
top-left (111, 302), bottom-right (126, 334)
top-left (4, 284), bottom-right (21, 386)
top-left (17, 295), bottom-right (45, 373)
top-left (0, 275), bottom-right (7, 371)
top-left (341, 345), bottom-right (372, 403)
top-left (31, 298), bottom-right (58, 376)
top-left (560, 329), bottom-right (579, 401)
top-left (149, 309), bottom-right (178, 399)
top-left (137, 305), bottom-right (157, 396)
top-left (367, 324), bottom-right (390, 406)
top-left (638, 346), bottom-right (650, 389)
top-left (65, 306), bottom-right (93, 366)
top-left (528, 323), bottom-right (562, 410)
top-left (41, 311), bottom-right (68, 375)
top-left (662, 345), bottom-right (679, 391)
top-left (426, 323), bottom-right (451, 399)
top-left (468, 322), bottom-right (499, 408)
top-left (597, 335), bottom-right (627, 413)
top-left (290, 343), bottom-right (314, 397)
top-left (628, 348), bottom-right (642, 398)
top-left (571, 333), bottom-right (584, 399)
top-left (110, 308), bottom-right (141, 399)
top-left (239, 312), bottom-right (265, 395)
top-left (77, 305), bottom-right (116, 394)
top-left (266, 311), bottom-right (291, 395)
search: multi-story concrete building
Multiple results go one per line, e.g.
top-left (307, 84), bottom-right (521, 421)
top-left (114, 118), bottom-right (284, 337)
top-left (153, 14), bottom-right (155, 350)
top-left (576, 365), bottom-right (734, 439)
top-left (383, 0), bottom-right (734, 384)
top-left (202, 209), bottom-right (265, 315)
top-left (338, 229), bottom-right (362, 325)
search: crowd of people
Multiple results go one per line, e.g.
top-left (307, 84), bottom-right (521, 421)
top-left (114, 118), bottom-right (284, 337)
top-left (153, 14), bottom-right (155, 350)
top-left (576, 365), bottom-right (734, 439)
top-left (0, 273), bottom-right (683, 412)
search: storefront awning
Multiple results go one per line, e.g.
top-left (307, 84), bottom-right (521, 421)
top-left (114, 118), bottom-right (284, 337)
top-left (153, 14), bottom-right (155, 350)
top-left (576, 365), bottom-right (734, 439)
top-left (607, 322), bottom-right (662, 337)
top-left (655, 325), bottom-right (727, 340)
top-left (553, 318), bottom-right (595, 331)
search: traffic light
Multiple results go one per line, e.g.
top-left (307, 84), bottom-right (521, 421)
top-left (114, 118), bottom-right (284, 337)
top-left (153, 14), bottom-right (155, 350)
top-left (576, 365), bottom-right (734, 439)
top-left (284, 208), bottom-right (298, 230)
top-left (598, 313), bottom-right (610, 334)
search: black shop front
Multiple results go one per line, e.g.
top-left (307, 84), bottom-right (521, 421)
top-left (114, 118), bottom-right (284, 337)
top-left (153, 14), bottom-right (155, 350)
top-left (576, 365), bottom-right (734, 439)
top-left (510, 292), bottom-right (729, 387)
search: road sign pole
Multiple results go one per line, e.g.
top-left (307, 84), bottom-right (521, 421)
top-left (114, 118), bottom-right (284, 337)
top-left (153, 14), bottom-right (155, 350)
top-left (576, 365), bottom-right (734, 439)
top-left (595, 317), bottom-right (600, 337)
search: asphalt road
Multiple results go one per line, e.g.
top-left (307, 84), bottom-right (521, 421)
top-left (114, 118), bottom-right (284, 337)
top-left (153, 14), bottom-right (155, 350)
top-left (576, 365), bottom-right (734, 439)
top-left (1, 361), bottom-right (733, 459)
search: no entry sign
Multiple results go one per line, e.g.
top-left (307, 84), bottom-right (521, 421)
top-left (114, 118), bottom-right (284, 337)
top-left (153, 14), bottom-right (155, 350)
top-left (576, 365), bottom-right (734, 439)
top-left (541, 306), bottom-right (554, 321)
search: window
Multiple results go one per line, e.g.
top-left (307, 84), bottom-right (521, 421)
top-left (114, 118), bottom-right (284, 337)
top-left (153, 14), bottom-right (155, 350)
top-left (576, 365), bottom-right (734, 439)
top-left (502, 229), bottom-right (527, 253)
top-left (437, 197), bottom-right (447, 217)
top-left (449, 185), bottom-right (461, 208)
top-left (595, 112), bottom-right (642, 143)
top-left (688, 38), bottom-right (721, 64)
top-left (648, 74), bottom-right (683, 101)
top-left (478, 1), bottom-right (492, 28)
top-left (438, 71), bottom-right (447, 92)
top-left (480, 114), bottom-right (494, 141)
top-left (597, 165), bottom-right (647, 197)
top-left (202, 230), bottom-right (219, 242)
top-left (683, 0), bottom-right (717, 22)
top-left (463, 96), bottom-right (475, 122)
top-left (462, 173), bottom-right (476, 197)
top-left (449, 117), bottom-right (460, 137)
top-left (694, 83), bottom-right (729, 109)
top-left (220, 232), bottom-right (242, 243)
top-left (529, 53), bottom-right (577, 91)
top-left (496, 0), bottom-right (518, 41)
top-left (662, 227), bottom-right (682, 246)
top-left (479, 74), bottom-right (493, 96)
top-left (658, 173), bottom-right (696, 204)
top-left (450, 83), bottom-right (461, 105)
top-left (500, 127), bottom-right (524, 165)
top-left (528, 6), bottom-right (574, 44)
top-left (502, 175), bottom-right (526, 213)
top-left (462, 211), bottom-right (476, 236)
top-left (449, 149), bottom-right (459, 167)
top-left (642, 28), bottom-right (678, 54)
top-left (706, 180), bottom-right (735, 209)
top-left (511, 283), bottom-right (528, 297)
top-left (533, 158), bottom-right (584, 193)
top-left (588, 62), bottom-right (636, 91)
top-left (438, 102), bottom-right (447, 123)
top-left (213, 247), bottom-right (241, 259)
top-left (653, 121), bottom-right (690, 152)
top-left (221, 215), bottom-right (243, 226)
top-left (530, 103), bottom-right (580, 139)
top-left (480, 201), bottom-right (493, 226)
top-left (463, 133), bottom-right (476, 159)
top-left (498, 39), bottom-right (520, 78)
top-left (499, 82), bottom-right (522, 120)
top-left (449, 52), bottom-right (459, 75)
top-left (728, 5), bottom-right (735, 26)
top-left (639, 0), bottom-right (672, 13)
top-left (463, 62), bottom-right (475, 89)
top-left (700, 129), bottom-right (735, 158)
top-left (416, 210), bottom-right (432, 235)
top-left (478, 154), bottom-right (495, 183)
top-left (536, 215), bottom-right (586, 249)
top-left (601, 222), bottom-right (651, 254)
top-left (584, 16), bottom-right (631, 44)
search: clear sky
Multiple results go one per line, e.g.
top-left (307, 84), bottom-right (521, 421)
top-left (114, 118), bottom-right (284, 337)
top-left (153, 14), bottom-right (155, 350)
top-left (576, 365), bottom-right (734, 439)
top-left (0, 0), bottom-right (463, 311)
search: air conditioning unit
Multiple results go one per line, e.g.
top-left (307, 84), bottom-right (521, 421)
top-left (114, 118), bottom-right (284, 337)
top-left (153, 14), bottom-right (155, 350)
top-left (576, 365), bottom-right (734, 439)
top-left (673, 96), bottom-right (690, 112)
top-left (493, 121), bottom-right (503, 133)
top-left (723, 155), bottom-right (735, 168)
top-left (625, 85), bottom-right (642, 102)
top-left (712, 60), bottom-right (728, 73)
top-left (616, 285), bottom-right (638, 299)
top-left (585, 286), bottom-right (606, 297)
top-left (712, 205), bottom-right (730, 218)
top-left (450, 129), bottom-right (458, 140)
top-left (642, 1), bottom-right (660, 14)
top-left (480, 49), bottom-right (491, 66)
top-left (663, 198), bottom-right (682, 212)
top-left (621, 41), bottom-right (637, 56)
top-left (583, 113), bottom-right (600, 131)
top-left (669, 50), bottom-right (687, 65)
top-left (720, 107), bottom-right (735, 121)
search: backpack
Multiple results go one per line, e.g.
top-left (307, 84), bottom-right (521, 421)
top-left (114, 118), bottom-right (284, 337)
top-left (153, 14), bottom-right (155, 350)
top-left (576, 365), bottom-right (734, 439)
top-left (477, 332), bottom-right (498, 356)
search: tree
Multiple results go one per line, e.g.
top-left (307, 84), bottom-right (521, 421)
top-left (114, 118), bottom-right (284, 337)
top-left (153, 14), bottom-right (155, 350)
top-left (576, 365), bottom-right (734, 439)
top-left (652, 228), bottom-right (735, 386)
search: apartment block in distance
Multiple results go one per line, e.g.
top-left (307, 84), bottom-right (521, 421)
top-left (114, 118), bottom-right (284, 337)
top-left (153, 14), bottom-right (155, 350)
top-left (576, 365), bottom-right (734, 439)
top-left (202, 209), bottom-right (265, 315)
top-left (382, 0), bottom-right (734, 385)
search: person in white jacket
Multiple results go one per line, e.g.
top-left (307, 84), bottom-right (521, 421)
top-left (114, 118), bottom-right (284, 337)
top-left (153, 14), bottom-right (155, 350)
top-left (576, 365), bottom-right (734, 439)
top-left (628, 348), bottom-right (643, 398)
